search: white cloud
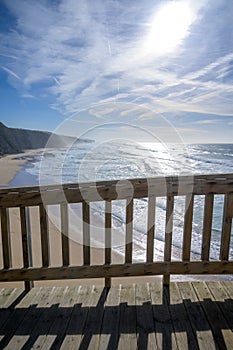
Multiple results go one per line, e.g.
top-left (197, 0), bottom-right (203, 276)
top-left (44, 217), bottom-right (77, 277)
top-left (1, 0), bottom-right (233, 125)
top-left (195, 119), bottom-right (219, 125)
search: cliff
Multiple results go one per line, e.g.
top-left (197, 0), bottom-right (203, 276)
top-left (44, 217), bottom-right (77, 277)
top-left (0, 122), bottom-right (90, 156)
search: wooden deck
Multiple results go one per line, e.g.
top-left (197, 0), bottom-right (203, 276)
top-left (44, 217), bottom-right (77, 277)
top-left (0, 281), bottom-right (232, 349)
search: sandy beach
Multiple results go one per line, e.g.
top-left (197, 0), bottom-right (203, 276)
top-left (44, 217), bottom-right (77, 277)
top-left (0, 149), bottom-right (44, 188)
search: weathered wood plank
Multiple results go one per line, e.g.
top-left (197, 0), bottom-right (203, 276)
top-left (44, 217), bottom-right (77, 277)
top-left (135, 283), bottom-right (157, 349)
top-left (2, 173), bottom-right (233, 208)
top-left (99, 285), bottom-right (121, 349)
top-left (39, 204), bottom-right (50, 267)
top-left (40, 286), bottom-right (80, 349)
top-left (149, 282), bottom-right (178, 349)
top-left (0, 283), bottom-right (232, 350)
top-left (0, 288), bottom-right (24, 330)
top-left (192, 281), bottom-right (233, 349)
top-left (118, 284), bottom-right (137, 349)
top-left (178, 282), bottom-right (216, 349)
top-left (220, 193), bottom-right (233, 260)
top-left (222, 281), bottom-right (233, 297)
top-left (83, 201), bottom-right (90, 265)
top-left (164, 195), bottom-right (174, 285)
top-left (0, 287), bottom-right (39, 348)
top-left (60, 285), bottom-right (93, 350)
top-left (60, 203), bottom-right (69, 266)
top-left (0, 288), bottom-right (23, 308)
top-left (78, 286), bottom-right (105, 350)
top-left (206, 281), bottom-right (233, 330)
top-left (125, 199), bottom-right (133, 264)
top-left (27, 287), bottom-right (67, 350)
top-left (147, 196), bottom-right (156, 263)
top-left (105, 200), bottom-right (112, 287)
top-left (20, 207), bottom-right (33, 290)
top-left (201, 193), bottom-right (214, 260)
top-left (3, 287), bottom-right (45, 350)
top-left (0, 261), bottom-right (232, 282)
top-left (1, 172), bottom-right (233, 196)
top-left (167, 282), bottom-right (198, 349)
top-left (0, 208), bottom-right (11, 269)
top-left (182, 194), bottom-right (194, 261)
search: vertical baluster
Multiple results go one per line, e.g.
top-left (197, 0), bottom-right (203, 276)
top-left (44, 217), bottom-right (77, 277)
top-left (0, 208), bottom-right (11, 269)
top-left (83, 201), bottom-right (90, 265)
top-left (163, 195), bottom-right (174, 285)
top-left (20, 207), bottom-right (34, 290)
top-left (146, 196), bottom-right (156, 263)
top-left (39, 204), bottom-right (50, 267)
top-left (182, 194), bottom-right (194, 261)
top-left (105, 201), bottom-right (112, 287)
top-left (61, 203), bottom-right (69, 266)
top-left (201, 193), bottom-right (214, 261)
top-left (220, 193), bottom-right (233, 260)
top-left (125, 198), bottom-right (133, 264)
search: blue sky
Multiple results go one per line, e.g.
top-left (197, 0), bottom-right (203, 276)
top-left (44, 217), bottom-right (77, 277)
top-left (0, 0), bottom-right (233, 143)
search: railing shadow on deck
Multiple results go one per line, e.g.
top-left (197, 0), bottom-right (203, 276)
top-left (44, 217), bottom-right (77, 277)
top-left (0, 286), bottom-right (232, 350)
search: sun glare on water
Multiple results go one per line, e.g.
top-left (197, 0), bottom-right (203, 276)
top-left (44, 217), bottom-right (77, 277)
top-left (143, 1), bottom-right (197, 56)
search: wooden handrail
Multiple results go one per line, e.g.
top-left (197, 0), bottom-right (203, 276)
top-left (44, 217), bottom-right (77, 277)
top-left (0, 173), bottom-right (232, 289)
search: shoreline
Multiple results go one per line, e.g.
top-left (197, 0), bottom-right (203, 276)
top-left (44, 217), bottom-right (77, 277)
top-left (0, 149), bottom-right (44, 188)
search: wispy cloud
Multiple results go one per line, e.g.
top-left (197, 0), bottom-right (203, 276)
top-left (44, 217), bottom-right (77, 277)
top-left (195, 119), bottom-right (220, 125)
top-left (0, 0), bottom-right (233, 128)
top-left (1, 65), bottom-right (20, 80)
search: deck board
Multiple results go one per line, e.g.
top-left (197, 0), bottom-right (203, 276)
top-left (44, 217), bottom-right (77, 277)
top-left (176, 282), bottom-right (218, 350)
top-left (0, 281), bottom-right (231, 349)
top-left (60, 285), bottom-right (93, 350)
top-left (192, 281), bottom-right (233, 349)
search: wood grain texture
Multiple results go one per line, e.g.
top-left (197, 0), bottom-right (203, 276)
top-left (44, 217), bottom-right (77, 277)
top-left (125, 199), bottom-right (133, 264)
top-left (220, 193), bottom-right (233, 260)
top-left (1, 173), bottom-right (233, 208)
top-left (201, 193), bottom-right (214, 260)
top-left (20, 207), bottom-right (34, 290)
top-left (0, 261), bottom-right (232, 282)
top-left (182, 194), bottom-right (194, 261)
top-left (83, 201), bottom-right (90, 265)
top-left (147, 196), bottom-right (156, 263)
top-left (164, 195), bottom-right (174, 285)
top-left (39, 204), bottom-right (50, 267)
top-left (60, 203), bottom-right (69, 266)
top-left (0, 208), bottom-right (11, 269)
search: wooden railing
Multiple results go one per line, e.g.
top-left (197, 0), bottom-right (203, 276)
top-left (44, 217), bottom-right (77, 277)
top-left (0, 173), bottom-right (233, 289)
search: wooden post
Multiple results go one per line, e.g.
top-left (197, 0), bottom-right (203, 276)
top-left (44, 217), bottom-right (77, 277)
top-left (163, 195), bottom-right (174, 285)
top-left (105, 201), bottom-right (112, 287)
top-left (0, 208), bottom-right (11, 269)
top-left (182, 194), bottom-right (194, 261)
top-left (146, 196), bottom-right (156, 263)
top-left (201, 193), bottom-right (214, 261)
top-left (220, 193), bottom-right (233, 260)
top-left (20, 207), bottom-right (34, 290)
top-left (83, 201), bottom-right (90, 265)
top-left (39, 204), bottom-right (50, 267)
top-left (125, 199), bottom-right (133, 264)
top-left (60, 203), bottom-right (69, 266)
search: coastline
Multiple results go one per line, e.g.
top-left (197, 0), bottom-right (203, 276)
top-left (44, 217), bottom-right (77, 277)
top-left (0, 149), bottom-right (44, 188)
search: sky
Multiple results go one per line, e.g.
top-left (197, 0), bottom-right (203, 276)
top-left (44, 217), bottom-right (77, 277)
top-left (0, 0), bottom-right (233, 143)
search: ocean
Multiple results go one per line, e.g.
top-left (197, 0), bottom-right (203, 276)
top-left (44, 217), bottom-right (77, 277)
top-left (10, 142), bottom-right (233, 263)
